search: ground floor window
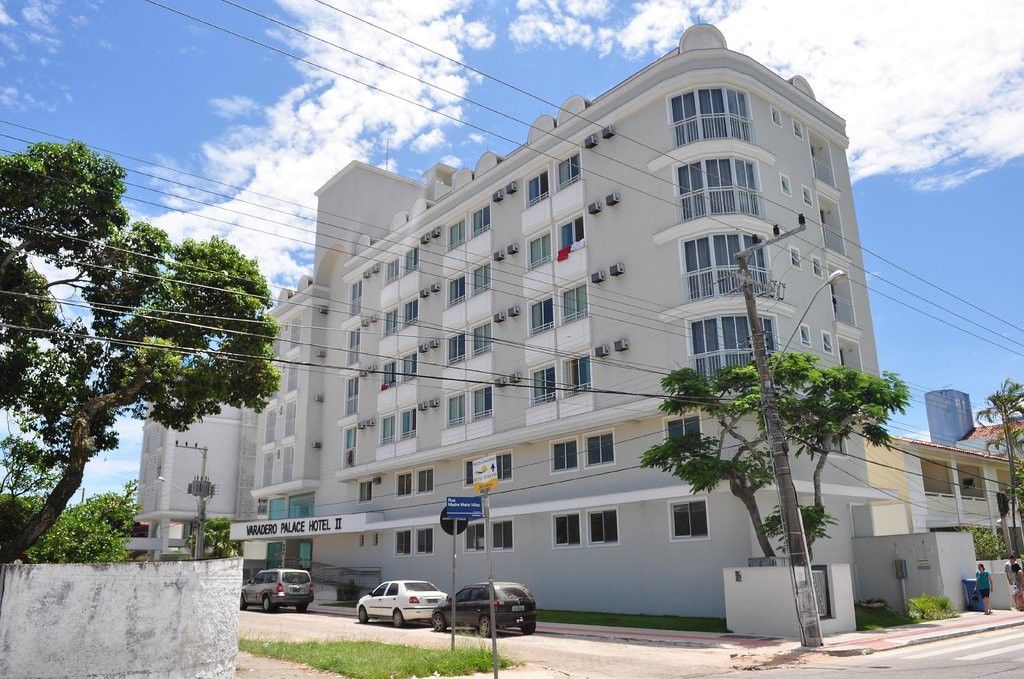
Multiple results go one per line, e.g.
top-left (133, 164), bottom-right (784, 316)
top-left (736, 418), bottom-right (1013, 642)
top-left (465, 523), bottom-right (485, 551)
top-left (588, 509), bottom-right (618, 545)
top-left (492, 520), bottom-right (513, 550)
top-left (396, 529), bottom-right (412, 556)
top-left (416, 528), bottom-right (433, 554)
top-left (671, 500), bottom-right (709, 539)
top-left (554, 514), bottom-right (581, 547)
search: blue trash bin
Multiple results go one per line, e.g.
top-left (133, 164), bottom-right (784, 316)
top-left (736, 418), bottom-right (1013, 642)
top-left (963, 578), bottom-right (986, 612)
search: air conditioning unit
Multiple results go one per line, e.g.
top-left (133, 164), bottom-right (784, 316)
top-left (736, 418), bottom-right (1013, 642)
top-left (584, 133), bottom-right (599, 149)
top-left (431, 226), bottom-right (442, 239)
top-left (420, 233), bottom-right (431, 245)
top-left (359, 368), bottom-right (371, 377)
top-left (493, 311), bottom-right (507, 323)
top-left (316, 350), bottom-right (327, 358)
top-left (594, 344), bottom-right (611, 358)
top-left (507, 305), bottom-right (521, 317)
top-left (493, 250), bottom-right (505, 262)
top-left (369, 314), bottom-right (379, 323)
top-left (508, 371), bottom-right (522, 384)
top-left (428, 397), bottom-right (440, 408)
top-left (356, 420), bottom-right (369, 430)
top-left (429, 282), bottom-right (441, 293)
top-left (505, 181), bottom-right (518, 194)
top-left (370, 263), bottom-right (381, 274)
top-left (492, 189), bottom-right (504, 202)
top-left (614, 338), bottom-right (630, 352)
top-left (362, 270), bottom-right (372, 279)
top-left (601, 124), bottom-right (616, 139)
top-left (591, 270), bottom-right (607, 284)
top-left (314, 394), bottom-right (324, 402)
top-left (372, 476), bottom-right (382, 485)
top-left (417, 401), bottom-right (429, 411)
top-left (420, 288), bottom-right (431, 298)
top-left (606, 192), bottom-right (621, 206)
top-left (418, 343), bottom-right (430, 353)
top-left (429, 338), bottom-right (441, 349)
top-left (494, 376), bottom-right (508, 387)
top-left (506, 242), bottom-right (520, 255)
top-left (588, 201), bottom-right (603, 214)
top-left (360, 317), bottom-right (370, 327)
top-left (609, 262), bottom-right (625, 277)
top-left (312, 441), bottom-right (322, 449)
top-left (319, 305), bottom-right (329, 315)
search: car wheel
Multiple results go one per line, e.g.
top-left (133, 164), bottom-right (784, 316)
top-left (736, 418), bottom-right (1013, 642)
top-left (431, 612), bottom-right (447, 633)
top-left (261, 594), bottom-right (277, 613)
top-left (392, 609), bottom-right (405, 628)
top-left (239, 594), bottom-right (248, 611)
top-left (357, 606), bottom-right (369, 624)
top-left (478, 616), bottom-right (491, 638)
top-left (296, 604), bottom-right (308, 613)
top-left (520, 622), bottom-right (536, 635)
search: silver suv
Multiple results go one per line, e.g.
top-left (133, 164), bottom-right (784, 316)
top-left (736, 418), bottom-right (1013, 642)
top-left (241, 568), bottom-right (314, 613)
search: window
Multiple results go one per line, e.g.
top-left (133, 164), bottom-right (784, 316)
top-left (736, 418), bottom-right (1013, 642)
top-left (404, 247), bottom-right (419, 274)
top-left (384, 309), bottom-right (398, 336)
top-left (471, 205), bottom-right (490, 237)
top-left (682, 233), bottom-right (766, 302)
top-left (386, 259), bottom-right (400, 284)
top-left (553, 440), bottom-right (578, 472)
top-left (528, 233), bottom-right (551, 269)
top-left (667, 416), bottom-right (700, 439)
top-left (287, 365), bottom-right (299, 392)
top-left (801, 185), bottom-right (813, 206)
top-left (359, 534), bottom-right (365, 547)
top-left (800, 324), bottom-right (812, 347)
top-left (347, 329), bottom-right (360, 365)
top-left (554, 514), bottom-right (581, 547)
top-left (465, 523), bottom-right (485, 551)
top-left (448, 333), bottom-right (466, 365)
top-left (417, 468), bottom-right (433, 494)
top-left (771, 106), bottom-right (782, 126)
top-left (448, 276), bottom-right (466, 307)
top-left (530, 297), bottom-right (554, 335)
top-left (672, 500), bottom-right (709, 539)
top-left (473, 386), bottom-right (492, 420)
top-left (492, 520), bottom-right (513, 550)
top-left (401, 409), bottom-right (417, 439)
top-left (269, 498), bottom-right (287, 520)
top-left (382, 361), bottom-right (397, 388)
top-left (396, 529), bottom-right (411, 556)
top-left (588, 509), bottom-right (618, 544)
top-left (416, 528), bottom-right (433, 554)
top-left (343, 427), bottom-right (356, 465)
top-left (670, 87), bottom-right (752, 146)
top-left (532, 366), bottom-right (556, 405)
top-left (557, 153), bottom-right (581, 189)
top-left (262, 453), bottom-right (273, 486)
top-left (447, 394), bottom-right (466, 427)
top-left (403, 299), bottom-right (418, 326)
top-left (358, 480), bottom-right (372, 503)
top-left (527, 170), bottom-right (549, 206)
top-left (345, 377), bottom-right (359, 417)
top-left (690, 315), bottom-right (775, 375)
top-left (812, 257), bottom-right (824, 278)
top-left (464, 460), bottom-right (474, 487)
top-left (380, 415), bottom-right (395, 444)
top-left (822, 331), bottom-right (834, 355)
top-left (472, 263), bottom-right (491, 295)
top-left (472, 323), bottom-right (491, 356)
top-left (677, 158), bottom-right (760, 221)
top-left (288, 492), bottom-right (314, 518)
top-left (558, 216), bottom-right (585, 250)
top-left (793, 119), bottom-right (804, 139)
top-left (402, 353), bottom-right (417, 381)
top-left (496, 452), bottom-right (512, 480)
top-left (284, 401), bottom-right (296, 437)
top-left (565, 356), bottom-right (591, 391)
top-left (396, 472), bottom-right (413, 497)
top-left (264, 411), bottom-right (277, 444)
top-left (448, 220), bottom-right (465, 250)
top-left (586, 433), bottom-right (614, 465)
top-left (350, 280), bottom-right (362, 316)
top-left (562, 284), bottom-right (588, 323)
top-left (779, 174), bottom-right (791, 196)
top-left (790, 247), bottom-right (801, 268)
top-left (289, 321), bottom-right (301, 348)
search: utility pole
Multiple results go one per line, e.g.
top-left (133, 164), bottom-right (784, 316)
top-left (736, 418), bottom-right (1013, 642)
top-left (1002, 424), bottom-right (1020, 555)
top-left (177, 441), bottom-right (214, 560)
top-left (735, 215), bottom-right (823, 648)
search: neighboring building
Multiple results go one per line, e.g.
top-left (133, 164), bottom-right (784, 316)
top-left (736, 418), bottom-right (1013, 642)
top-left (133, 407), bottom-right (259, 559)
top-left (241, 24), bottom-right (889, 616)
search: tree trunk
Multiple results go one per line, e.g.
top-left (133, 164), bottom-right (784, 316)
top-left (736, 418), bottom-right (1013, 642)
top-left (730, 478), bottom-right (775, 558)
top-left (805, 452), bottom-right (831, 554)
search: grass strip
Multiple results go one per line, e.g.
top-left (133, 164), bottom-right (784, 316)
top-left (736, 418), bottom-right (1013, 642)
top-left (537, 609), bottom-right (729, 633)
top-left (854, 605), bottom-right (916, 631)
top-left (239, 638), bottom-right (512, 679)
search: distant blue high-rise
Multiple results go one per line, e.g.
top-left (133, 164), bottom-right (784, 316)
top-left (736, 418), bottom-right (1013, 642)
top-left (925, 389), bottom-right (974, 445)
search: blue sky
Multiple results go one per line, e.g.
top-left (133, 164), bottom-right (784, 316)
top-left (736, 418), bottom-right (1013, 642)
top-left (2, 0), bottom-right (1024, 495)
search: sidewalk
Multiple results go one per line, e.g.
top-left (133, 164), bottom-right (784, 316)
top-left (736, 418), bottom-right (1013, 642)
top-left (819, 610), bottom-right (1024, 655)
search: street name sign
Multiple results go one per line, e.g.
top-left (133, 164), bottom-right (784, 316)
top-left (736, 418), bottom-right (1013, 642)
top-left (472, 455), bottom-right (498, 493)
top-left (229, 514), bottom-right (345, 540)
top-left (446, 496), bottom-right (483, 520)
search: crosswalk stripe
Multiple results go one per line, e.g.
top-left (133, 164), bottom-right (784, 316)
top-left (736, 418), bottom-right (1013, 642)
top-left (902, 629), bottom-right (1024, 660)
top-left (957, 642), bottom-right (1024, 661)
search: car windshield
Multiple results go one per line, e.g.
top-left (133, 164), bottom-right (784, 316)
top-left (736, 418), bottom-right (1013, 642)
top-left (404, 581), bottom-right (439, 592)
top-left (282, 572), bottom-right (310, 584)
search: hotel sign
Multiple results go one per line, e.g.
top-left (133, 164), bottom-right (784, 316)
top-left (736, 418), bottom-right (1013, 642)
top-left (230, 514), bottom-right (346, 540)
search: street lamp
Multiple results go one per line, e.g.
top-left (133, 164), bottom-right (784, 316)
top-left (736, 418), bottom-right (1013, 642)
top-left (773, 269), bottom-right (846, 370)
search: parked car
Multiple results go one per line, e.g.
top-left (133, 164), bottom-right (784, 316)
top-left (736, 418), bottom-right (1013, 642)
top-left (240, 568), bottom-right (314, 613)
top-left (431, 582), bottom-right (536, 636)
top-left (357, 580), bottom-right (447, 627)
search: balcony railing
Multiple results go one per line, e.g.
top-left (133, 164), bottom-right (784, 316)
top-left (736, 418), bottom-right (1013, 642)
top-left (822, 223), bottom-right (845, 255)
top-left (679, 187), bottom-right (761, 222)
top-left (684, 264), bottom-right (774, 303)
top-left (692, 348), bottom-right (758, 377)
top-left (672, 113), bottom-right (754, 147)
top-left (833, 296), bottom-right (856, 327)
top-left (812, 155), bottom-right (835, 187)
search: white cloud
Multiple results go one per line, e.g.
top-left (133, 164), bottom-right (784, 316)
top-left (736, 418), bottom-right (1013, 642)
top-left (209, 94), bottom-right (260, 119)
top-left (0, 2), bottom-right (14, 27)
top-left (438, 153), bottom-right (462, 167)
top-left (411, 128), bottom-right (446, 152)
top-left (508, 0), bottom-right (1024, 188)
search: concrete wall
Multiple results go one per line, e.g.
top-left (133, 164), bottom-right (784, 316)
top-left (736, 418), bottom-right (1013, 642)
top-left (0, 558), bottom-right (241, 679)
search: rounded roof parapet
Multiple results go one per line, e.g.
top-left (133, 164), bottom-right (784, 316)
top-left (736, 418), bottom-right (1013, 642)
top-left (679, 24), bottom-right (727, 52)
top-left (390, 210), bottom-right (409, 230)
top-left (556, 95), bottom-right (590, 126)
top-left (409, 197), bottom-right (429, 218)
top-left (474, 151), bottom-right (503, 176)
top-left (527, 114), bottom-right (556, 144)
top-left (787, 75), bottom-right (816, 100)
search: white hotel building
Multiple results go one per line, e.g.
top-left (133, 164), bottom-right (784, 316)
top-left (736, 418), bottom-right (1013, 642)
top-left (233, 25), bottom-right (887, 615)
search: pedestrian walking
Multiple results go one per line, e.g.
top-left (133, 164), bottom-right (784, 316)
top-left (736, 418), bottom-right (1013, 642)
top-left (1005, 555), bottom-right (1019, 610)
top-left (1015, 562), bottom-right (1024, 612)
top-left (976, 563), bottom-right (992, 614)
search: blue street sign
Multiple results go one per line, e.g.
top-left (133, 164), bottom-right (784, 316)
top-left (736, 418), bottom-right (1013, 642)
top-left (446, 496), bottom-right (483, 520)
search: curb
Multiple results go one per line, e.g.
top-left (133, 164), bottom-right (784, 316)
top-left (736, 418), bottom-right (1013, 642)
top-left (813, 617), bottom-right (1024, 656)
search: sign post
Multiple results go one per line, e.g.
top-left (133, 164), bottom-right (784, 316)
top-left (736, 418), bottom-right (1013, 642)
top-left (439, 505), bottom-right (469, 651)
top-left (472, 456), bottom-right (500, 679)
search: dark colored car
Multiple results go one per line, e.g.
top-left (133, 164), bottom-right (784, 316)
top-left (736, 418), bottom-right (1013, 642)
top-left (431, 582), bottom-right (536, 636)
top-left (240, 568), bottom-right (314, 613)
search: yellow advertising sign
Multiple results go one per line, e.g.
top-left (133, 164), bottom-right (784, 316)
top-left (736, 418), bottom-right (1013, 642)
top-left (472, 454), bottom-right (498, 493)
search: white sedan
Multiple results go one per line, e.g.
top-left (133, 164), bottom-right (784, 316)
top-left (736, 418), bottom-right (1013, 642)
top-left (357, 580), bottom-right (447, 627)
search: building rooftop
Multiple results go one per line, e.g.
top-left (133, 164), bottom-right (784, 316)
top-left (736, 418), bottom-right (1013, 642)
top-left (893, 435), bottom-right (1008, 462)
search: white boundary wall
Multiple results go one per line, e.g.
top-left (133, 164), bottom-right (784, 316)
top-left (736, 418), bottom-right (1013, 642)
top-left (0, 558), bottom-right (241, 679)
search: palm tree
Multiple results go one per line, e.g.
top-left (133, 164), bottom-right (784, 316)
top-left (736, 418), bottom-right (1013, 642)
top-left (985, 425), bottom-right (1024, 550)
top-left (186, 517), bottom-right (240, 558)
top-left (978, 379), bottom-right (1024, 555)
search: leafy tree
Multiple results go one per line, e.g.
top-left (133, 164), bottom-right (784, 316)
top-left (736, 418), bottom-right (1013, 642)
top-left (642, 353), bottom-right (908, 557)
top-left (977, 379), bottom-right (1024, 555)
top-left (959, 524), bottom-right (1005, 561)
top-left (0, 142), bottom-right (279, 562)
top-left (187, 516), bottom-right (241, 558)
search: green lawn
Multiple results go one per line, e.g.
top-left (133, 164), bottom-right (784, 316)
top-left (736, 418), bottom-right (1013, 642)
top-left (537, 609), bottom-right (729, 633)
top-left (239, 639), bottom-right (512, 679)
top-left (854, 605), bottom-right (916, 631)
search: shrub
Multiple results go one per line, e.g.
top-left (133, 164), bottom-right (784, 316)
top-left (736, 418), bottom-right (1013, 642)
top-left (336, 580), bottom-right (361, 601)
top-left (907, 594), bottom-right (959, 621)
top-left (959, 524), bottom-right (1005, 560)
